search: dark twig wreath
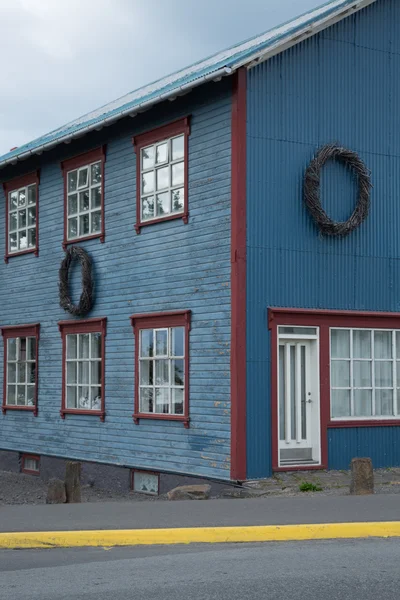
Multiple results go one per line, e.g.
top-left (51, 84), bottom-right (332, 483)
top-left (59, 246), bottom-right (93, 316)
top-left (304, 144), bottom-right (371, 236)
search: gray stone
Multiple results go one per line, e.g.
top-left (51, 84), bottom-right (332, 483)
top-left (65, 462), bottom-right (81, 503)
top-left (167, 484), bottom-right (211, 500)
top-left (46, 478), bottom-right (66, 504)
top-left (350, 457), bottom-right (374, 495)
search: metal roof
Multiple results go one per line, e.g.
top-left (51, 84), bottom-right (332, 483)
top-left (0, 0), bottom-right (376, 170)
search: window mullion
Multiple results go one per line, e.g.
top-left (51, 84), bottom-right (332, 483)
top-left (350, 330), bottom-right (354, 417)
top-left (393, 331), bottom-right (397, 416)
top-left (371, 331), bottom-right (376, 417)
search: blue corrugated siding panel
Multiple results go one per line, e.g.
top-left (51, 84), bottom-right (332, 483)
top-left (246, 0), bottom-right (400, 478)
top-left (0, 81), bottom-right (232, 480)
top-left (328, 428), bottom-right (400, 470)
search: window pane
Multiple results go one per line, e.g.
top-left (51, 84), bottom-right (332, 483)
top-left (331, 330), bottom-right (350, 358)
top-left (27, 363), bottom-right (36, 384)
top-left (67, 362), bottom-right (77, 385)
top-left (17, 385), bottom-right (26, 405)
top-left (156, 192), bottom-right (170, 216)
top-left (66, 386), bottom-right (77, 408)
top-left (79, 334), bottom-right (90, 359)
top-left (91, 162), bottom-right (101, 185)
top-left (375, 389), bottom-right (393, 416)
top-left (18, 209), bottom-right (26, 228)
top-left (17, 363), bottom-right (26, 383)
top-left (91, 387), bottom-right (101, 410)
top-left (375, 361), bottom-right (393, 387)
top-left (156, 166), bottom-right (169, 190)
top-left (331, 389), bottom-right (350, 418)
top-left (18, 189), bottom-right (26, 207)
top-left (28, 228), bottom-right (36, 249)
top-left (331, 360), bottom-right (350, 387)
top-left (172, 388), bottom-right (184, 414)
top-left (171, 188), bottom-right (184, 213)
top-left (91, 187), bottom-right (101, 209)
top-left (156, 142), bottom-right (168, 164)
top-left (7, 363), bottom-right (16, 383)
top-left (8, 338), bottom-right (17, 361)
top-left (155, 360), bottom-right (169, 385)
top-left (18, 231), bottom-right (27, 249)
top-left (374, 331), bottom-right (392, 359)
top-left (10, 191), bottom-right (18, 209)
top-left (397, 362), bottom-right (400, 388)
top-left (353, 361), bottom-right (372, 387)
top-left (155, 330), bottom-right (168, 356)
top-left (140, 388), bottom-right (153, 413)
top-left (140, 330), bottom-right (153, 357)
top-left (27, 206), bottom-right (36, 226)
top-left (140, 360), bottom-right (153, 385)
top-left (9, 233), bottom-right (17, 252)
top-left (141, 146), bottom-right (154, 170)
top-left (7, 385), bottom-right (16, 405)
top-left (92, 211), bottom-right (101, 233)
top-left (172, 135), bottom-right (184, 160)
top-left (78, 167), bottom-right (88, 188)
top-left (67, 335), bottom-right (77, 359)
top-left (91, 361), bottom-right (101, 385)
top-left (78, 386), bottom-right (90, 408)
top-left (397, 332), bottom-right (400, 359)
top-left (173, 359), bottom-right (184, 385)
top-left (353, 330), bottom-right (371, 358)
top-left (142, 197), bottom-right (155, 220)
top-left (172, 162), bottom-right (184, 186)
top-left (142, 171), bottom-right (154, 194)
top-left (79, 190), bottom-right (90, 212)
top-left (68, 194), bottom-right (78, 215)
top-left (79, 214), bottom-right (90, 236)
top-left (9, 212), bottom-right (17, 232)
top-left (78, 362), bottom-right (89, 385)
top-left (354, 390), bottom-right (372, 416)
top-left (68, 217), bottom-right (78, 239)
top-left (28, 185), bottom-right (36, 205)
top-left (155, 388), bottom-right (169, 413)
top-left (279, 327), bottom-right (317, 336)
top-left (91, 333), bottom-right (102, 358)
top-left (68, 170), bottom-right (78, 192)
top-left (171, 327), bottom-right (184, 357)
top-left (26, 386), bottom-right (35, 406)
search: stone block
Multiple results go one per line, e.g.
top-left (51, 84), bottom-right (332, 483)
top-left (167, 484), bottom-right (211, 500)
top-left (46, 478), bottom-right (66, 504)
top-left (65, 461), bottom-right (81, 503)
top-left (350, 457), bottom-right (374, 495)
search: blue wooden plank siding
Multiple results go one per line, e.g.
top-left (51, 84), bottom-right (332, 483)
top-left (246, 0), bottom-right (400, 478)
top-left (0, 80), bottom-right (232, 480)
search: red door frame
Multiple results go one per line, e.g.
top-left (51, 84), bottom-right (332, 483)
top-left (269, 307), bottom-right (400, 472)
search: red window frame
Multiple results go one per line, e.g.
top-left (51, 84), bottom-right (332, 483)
top-left (3, 171), bottom-right (40, 263)
top-left (58, 317), bottom-right (107, 421)
top-left (21, 453), bottom-right (40, 475)
top-left (132, 117), bottom-right (190, 233)
top-left (130, 310), bottom-right (191, 427)
top-left (269, 308), bottom-right (400, 471)
top-left (0, 323), bottom-right (40, 416)
top-left (61, 146), bottom-right (106, 249)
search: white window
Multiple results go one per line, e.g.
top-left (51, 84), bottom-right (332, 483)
top-left (331, 328), bottom-right (400, 419)
top-left (65, 332), bottom-right (102, 410)
top-left (8, 185), bottom-right (37, 253)
top-left (6, 337), bottom-right (37, 406)
top-left (66, 161), bottom-right (102, 240)
top-left (140, 135), bottom-right (185, 222)
top-left (139, 326), bottom-right (185, 415)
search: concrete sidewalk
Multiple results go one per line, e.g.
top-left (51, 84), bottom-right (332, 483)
top-left (1, 494), bottom-right (400, 548)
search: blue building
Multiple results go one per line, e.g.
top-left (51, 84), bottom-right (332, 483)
top-left (0, 0), bottom-right (398, 488)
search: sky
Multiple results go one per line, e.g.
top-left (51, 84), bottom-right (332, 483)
top-left (0, 0), bottom-right (325, 155)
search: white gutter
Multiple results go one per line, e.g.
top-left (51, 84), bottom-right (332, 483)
top-left (0, 66), bottom-right (233, 169)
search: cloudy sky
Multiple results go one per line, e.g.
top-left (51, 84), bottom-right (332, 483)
top-left (0, 0), bottom-right (324, 155)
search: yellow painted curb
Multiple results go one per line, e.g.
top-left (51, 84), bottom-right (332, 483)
top-left (1, 522), bottom-right (400, 549)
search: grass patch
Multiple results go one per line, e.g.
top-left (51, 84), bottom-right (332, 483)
top-left (299, 481), bottom-right (323, 492)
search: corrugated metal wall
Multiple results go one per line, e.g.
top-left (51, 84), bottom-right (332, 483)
top-left (0, 80), bottom-right (232, 480)
top-left (329, 427), bottom-right (400, 470)
top-left (246, 0), bottom-right (400, 478)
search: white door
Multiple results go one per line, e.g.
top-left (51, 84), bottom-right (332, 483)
top-left (278, 337), bottom-right (320, 467)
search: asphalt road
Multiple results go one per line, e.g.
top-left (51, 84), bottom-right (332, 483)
top-left (2, 539), bottom-right (400, 599)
